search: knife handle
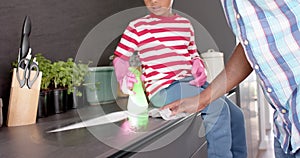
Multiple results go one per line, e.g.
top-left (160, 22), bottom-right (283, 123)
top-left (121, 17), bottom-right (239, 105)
top-left (20, 35), bottom-right (30, 61)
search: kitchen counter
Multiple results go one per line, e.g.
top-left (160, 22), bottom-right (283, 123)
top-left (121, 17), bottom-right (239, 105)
top-left (0, 98), bottom-right (207, 158)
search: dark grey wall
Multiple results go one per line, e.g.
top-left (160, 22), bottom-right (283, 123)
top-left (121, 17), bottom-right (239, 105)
top-left (0, 0), bottom-right (144, 121)
top-left (0, 1), bottom-right (235, 121)
top-left (174, 0), bottom-right (235, 62)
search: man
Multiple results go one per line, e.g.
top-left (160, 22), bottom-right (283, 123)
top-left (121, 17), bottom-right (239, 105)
top-left (163, 1), bottom-right (300, 157)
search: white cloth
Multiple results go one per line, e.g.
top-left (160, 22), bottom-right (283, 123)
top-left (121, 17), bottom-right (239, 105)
top-left (148, 108), bottom-right (188, 121)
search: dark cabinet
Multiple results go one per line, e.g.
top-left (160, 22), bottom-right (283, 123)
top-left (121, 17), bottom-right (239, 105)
top-left (120, 113), bottom-right (207, 158)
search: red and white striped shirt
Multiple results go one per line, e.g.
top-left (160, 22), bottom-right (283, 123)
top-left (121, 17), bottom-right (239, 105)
top-left (114, 13), bottom-right (201, 98)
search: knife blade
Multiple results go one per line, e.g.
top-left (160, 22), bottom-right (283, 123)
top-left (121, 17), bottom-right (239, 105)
top-left (19, 16), bottom-right (31, 64)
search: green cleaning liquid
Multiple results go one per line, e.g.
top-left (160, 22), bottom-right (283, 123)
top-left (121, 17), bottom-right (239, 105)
top-left (127, 67), bottom-right (149, 129)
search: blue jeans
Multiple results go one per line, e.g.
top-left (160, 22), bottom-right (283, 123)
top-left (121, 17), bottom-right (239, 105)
top-left (150, 77), bottom-right (247, 158)
top-left (274, 138), bottom-right (300, 158)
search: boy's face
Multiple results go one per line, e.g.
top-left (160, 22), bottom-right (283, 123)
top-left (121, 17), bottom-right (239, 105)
top-left (144, 0), bottom-right (173, 17)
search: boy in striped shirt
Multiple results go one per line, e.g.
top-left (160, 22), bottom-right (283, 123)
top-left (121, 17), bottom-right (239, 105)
top-left (113, 0), bottom-right (247, 157)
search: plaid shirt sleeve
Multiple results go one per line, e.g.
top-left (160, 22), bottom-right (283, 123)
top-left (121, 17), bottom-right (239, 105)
top-left (221, 0), bottom-right (300, 154)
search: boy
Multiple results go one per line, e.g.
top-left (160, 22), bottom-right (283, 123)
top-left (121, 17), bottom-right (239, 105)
top-left (113, 0), bottom-right (247, 157)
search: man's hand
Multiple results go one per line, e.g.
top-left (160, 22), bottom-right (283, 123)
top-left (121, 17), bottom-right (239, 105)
top-left (189, 58), bottom-right (207, 87)
top-left (161, 94), bottom-right (208, 116)
top-left (162, 43), bottom-right (253, 116)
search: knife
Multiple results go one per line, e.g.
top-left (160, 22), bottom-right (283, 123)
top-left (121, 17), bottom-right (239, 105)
top-left (18, 16), bottom-right (31, 67)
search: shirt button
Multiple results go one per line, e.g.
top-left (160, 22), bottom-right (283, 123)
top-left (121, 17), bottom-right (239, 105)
top-left (254, 64), bottom-right (259, 70)
top-left (244, 40), bottom-right (249, 45)
top-left (267, 87), bottom-right (272, 93)
top-left (236, 13), bottom-right (240, 19)
top-left (281, 109), bottom-right (287, 114)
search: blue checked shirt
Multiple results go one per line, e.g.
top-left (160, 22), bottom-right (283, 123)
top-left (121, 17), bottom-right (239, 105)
top-left (221, 0), bottom-right (300, 154)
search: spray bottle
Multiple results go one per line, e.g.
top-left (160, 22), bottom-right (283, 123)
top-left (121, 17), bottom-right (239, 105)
top-left (127, 54), bottom-right (148, 129)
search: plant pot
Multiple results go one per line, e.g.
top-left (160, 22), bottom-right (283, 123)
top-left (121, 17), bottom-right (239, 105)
top-left (37, 90), bottom-right (53, 118)
top-left (84, 66), bottom-right (117, 105)
top-left (72, 86), bottom-right (87, 109)
top-left (47, 90), bottom-right (55, 116)
top-left (64, 90), bottom-right (73, 110)
top-left (53, 89), bottom-right (67, 114)
top-left (37, 91), bottom-right (48, 118)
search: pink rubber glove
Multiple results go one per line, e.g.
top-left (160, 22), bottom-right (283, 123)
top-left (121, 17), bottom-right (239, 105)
top-left (189, 58), bottom-right (207, 87)
top-left (113, 57), bottom-right (136, 95)
top-left (113, 57), bottom-right (145, 95)
top-left (121, 72), bottom-right (138, 95)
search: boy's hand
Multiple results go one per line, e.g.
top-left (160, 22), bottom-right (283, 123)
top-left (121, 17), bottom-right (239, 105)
top-left (121, 72), bottom-right (145, 95)
top-left (189, 58), bottom-right (207, 87)
top-left (121, 72), bottom-right (137, 95)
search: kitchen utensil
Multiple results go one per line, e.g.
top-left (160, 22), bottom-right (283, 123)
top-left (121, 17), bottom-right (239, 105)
top-left (16, 53), bottom-right (40, 89)
top-left (19, 16), bottom-right (31, 63)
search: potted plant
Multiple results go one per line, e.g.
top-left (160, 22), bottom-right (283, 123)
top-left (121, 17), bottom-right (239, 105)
top-left (84, 65), bottom-right (117, 105)
top-left (65, 58), bottom-right (90, 108)
top-left (50, 59), bottom-right (72, 113)
top-left (35, 53), bottom-right (53, 91)
top-left (34, 53), bottom-right (55, 117)
top-left (66, 59), bottom-right (90, 96)
top-left (51, 58), bottom-right (90, 111)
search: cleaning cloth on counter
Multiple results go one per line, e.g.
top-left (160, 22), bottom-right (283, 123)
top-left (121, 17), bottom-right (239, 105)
top-left (148, 108), bottom-right (189, 121)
